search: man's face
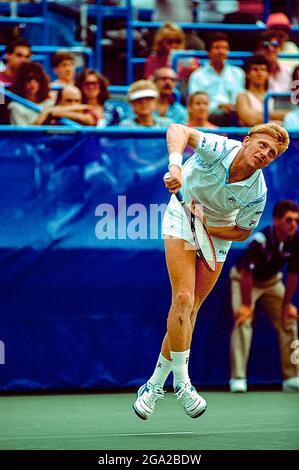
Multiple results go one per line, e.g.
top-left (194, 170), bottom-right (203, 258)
top-left (274, 211), bottom-right (299, 238)
top-left (7, 46), bottom-right (31, 72)
top-left (208, 40), bottom-right (229, 65)
top-left (155, 68), bottom-right (177, 96)
top-left (60, 87), bottom-right (82, 106)
top-left (242, 133), bottom-right (279, 170)
top-left (131, 97), bottom-right (156, 117)
top-left (54, 60), bottom-right (75, 82)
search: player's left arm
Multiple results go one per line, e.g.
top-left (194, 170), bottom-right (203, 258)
top-left (206, 225), bottom-right (252, 241)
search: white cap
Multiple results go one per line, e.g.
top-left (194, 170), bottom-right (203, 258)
top-left (128, 89), bottom-right (158, 101)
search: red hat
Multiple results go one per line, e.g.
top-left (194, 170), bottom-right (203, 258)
top-left (266, 13), bottom-right (291, 29)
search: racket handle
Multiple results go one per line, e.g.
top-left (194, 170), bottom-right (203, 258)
top-left (164, 172), bottom-right (185, 204)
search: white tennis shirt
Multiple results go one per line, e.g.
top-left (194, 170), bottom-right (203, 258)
top-left (182, 131), bottom-right (267, 230)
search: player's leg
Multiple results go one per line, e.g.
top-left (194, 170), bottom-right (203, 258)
top-left (170, 257), bottom-right (223, 418)
top-left (133, 237), bottom-right (197, 419)
top-left (163, 238), bottom-right (211, 418)
top-left (190, 257), bottom-right (224, 329)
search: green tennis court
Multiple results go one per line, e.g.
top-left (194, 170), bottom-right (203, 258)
top-left (0, 391), bottom-right (298, 450)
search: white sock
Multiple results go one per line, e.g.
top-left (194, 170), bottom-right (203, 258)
top-left (148, 353), bottom-right (172, 387)
top-left (171, 349), bottom-right (190, 388)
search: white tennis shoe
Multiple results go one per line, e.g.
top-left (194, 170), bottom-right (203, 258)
top-left (175, 382), bottom-right (207, 418)
top-left (133, 382), bottom-right (165, 420)
top-left (229, 378), bottom-right (247, 392)
top-left (282, 376), bottom-right (299, 391)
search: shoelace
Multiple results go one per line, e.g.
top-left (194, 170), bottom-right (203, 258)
top-left (147, 386), bottom-right (165, 405)
top-left (153, 387), bottom-right (165, 399)
top-left (175, 384), bottom-right (188, 400)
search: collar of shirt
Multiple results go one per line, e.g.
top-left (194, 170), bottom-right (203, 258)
top-left (221, 144), bottom-right (262, 187)
top-left (206, 61), bottom-right (230, 75)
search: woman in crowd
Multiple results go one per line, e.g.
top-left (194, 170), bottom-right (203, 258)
top-left (236, 55), bottom-right (287, 126)
top-left (8, 61), bottom-right (52, 125)
top-left (256, 30), bottom-right (290, 92)
top-left (143, 21), bottom-right (199, 88)
top-left (75, 68), bottom-right (124, 126)
top-left (186, 91), bottom-right (218, 129)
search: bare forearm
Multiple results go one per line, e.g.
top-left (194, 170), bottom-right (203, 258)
top-left (207, 224), bottom-right (252, 241)
top-left (270, 110), bottom-right (287, 121)
top-left (53, 111), bottom-right (95, 125)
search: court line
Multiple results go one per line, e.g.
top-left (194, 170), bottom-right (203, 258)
top-left (111, 432), bottom-right (194, 436)
top-left (0, 431), bottom-right (195, 441)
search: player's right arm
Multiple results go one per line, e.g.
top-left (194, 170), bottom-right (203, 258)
top-left (165, 124), bottom-right (223, 192)
top-left (164, 124), bottom-right (200, 192)
top-left (166, 123), bottom-right (201, 154)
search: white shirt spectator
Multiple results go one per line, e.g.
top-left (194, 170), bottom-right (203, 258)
top-left (188, 62), bottom-right (245, 113)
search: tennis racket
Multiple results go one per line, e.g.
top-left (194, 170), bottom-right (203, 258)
top-left (164, 172), bottom-right (217, 272)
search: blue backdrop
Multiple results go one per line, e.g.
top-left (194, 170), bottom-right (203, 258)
top-left (0, 129), bottom-right (298, 391)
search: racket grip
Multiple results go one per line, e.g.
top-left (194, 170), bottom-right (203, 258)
top-left (164, 172), bottom-right (185, 203)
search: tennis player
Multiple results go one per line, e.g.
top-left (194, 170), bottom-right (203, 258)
top-left (133, 123), bottom-right (290, 420)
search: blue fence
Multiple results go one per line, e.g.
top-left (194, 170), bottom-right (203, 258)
top-left (0, 128), bottom-right (298, 391)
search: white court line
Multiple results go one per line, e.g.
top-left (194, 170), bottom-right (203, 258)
top-left (111, 432), bottom-right (194, 436)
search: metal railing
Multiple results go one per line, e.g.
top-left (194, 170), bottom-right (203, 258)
top-left (263, 92), bottom-right (292, 122)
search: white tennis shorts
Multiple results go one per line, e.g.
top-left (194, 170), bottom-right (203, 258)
top-left (162, 194), bottom-right (232, 262)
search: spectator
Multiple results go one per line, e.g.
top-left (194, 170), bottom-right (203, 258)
top-left (143, 22), bottom-right (198, 83)
top-left (186, 91), bottom-right (217, 128)
top-left (152, 67), bottom-right (187, 124)
top-left (266, 12), bottom-right (299, 73)
top-left (120, 79), bottom-right (172, 127)
top-left (188, 32), bottom-right (245, 126)
top-left (236, 55), bottom-right (287, 126)
top-left (8, 61), bottom-right (51, 126)
top-left (75, 68), bottom-right (124, 126)
top-left (229, 199), bottom-right (299, 393)
top-left (51, 51), bottom-right (76, 86)
top-left (36, 85), bottom-right (98, 126)
top-left (0, 38), bottom-right (31, 85)
top-left (256, 31), bottom-right (291, 92)
top-left (152, 0), bottom-right (197, 22)
top-left (284, 66), bottom-right (299, 129)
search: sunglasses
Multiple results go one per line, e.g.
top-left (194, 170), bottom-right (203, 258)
top-left (284, 216), bottom-right (299, 223)
top-left (83, 80), bottom-right (99, 86)
top-left (262, 40), bottom-right (280, 48)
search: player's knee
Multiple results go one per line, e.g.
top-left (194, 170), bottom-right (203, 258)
top-left (173, 291), bottom-right (194, 312)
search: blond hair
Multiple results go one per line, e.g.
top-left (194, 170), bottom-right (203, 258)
top-left (152, 22), bottom-right (186, 55)
top-left (248, 123), bottom-right (290, 156)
